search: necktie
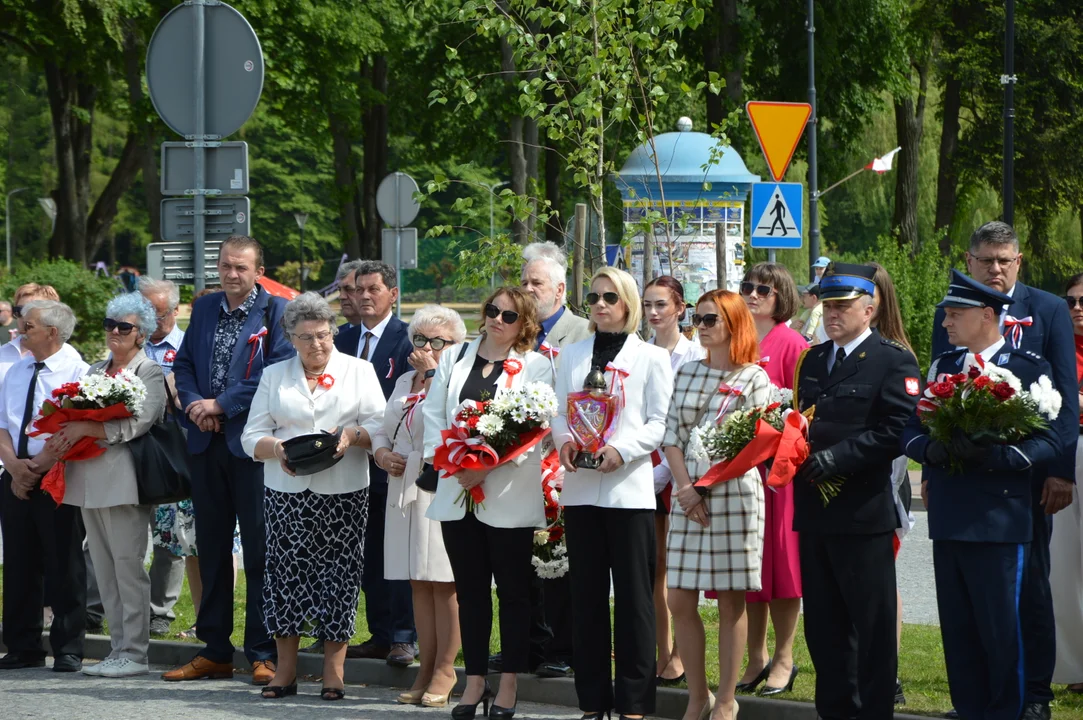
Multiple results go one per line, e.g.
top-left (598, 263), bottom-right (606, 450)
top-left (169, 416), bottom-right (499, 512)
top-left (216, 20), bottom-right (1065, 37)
top-left (359, 331), bottom-right (373, 361)
top-left (830, 347), bottom-right (846, 376)
top-left (17, 361), bottom-right (45, 458)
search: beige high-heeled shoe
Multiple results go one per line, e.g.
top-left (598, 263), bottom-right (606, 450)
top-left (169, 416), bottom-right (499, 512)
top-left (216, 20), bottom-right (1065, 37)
top-left (697, 692), bottom-right (716, 720)
top-left (422, 690), bottom-right (452, 707)
top-left (397, 687), bottom-right (426, 705)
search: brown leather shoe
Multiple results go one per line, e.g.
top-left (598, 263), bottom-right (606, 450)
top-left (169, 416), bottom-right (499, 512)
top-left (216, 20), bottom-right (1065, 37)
top-left (161, 656), bottom-right (234, 682)
top-left (251, 660), bottom-right (276, 686)
top-left (346, 640), bottom-right (391, 659)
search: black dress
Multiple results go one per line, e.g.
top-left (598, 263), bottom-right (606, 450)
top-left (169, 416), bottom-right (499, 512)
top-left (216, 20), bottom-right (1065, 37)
top-left (459, 354), bottom-right (502, 403)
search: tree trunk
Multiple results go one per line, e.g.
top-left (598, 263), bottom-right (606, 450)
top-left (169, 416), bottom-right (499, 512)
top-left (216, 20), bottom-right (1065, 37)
top-left (86, 131), bottom-right (143, 259)
top-left (524, 116), bottom-right (539, 240)
top-left (892, 61), bottom-right (928, 253)
top-left (544, 136), bottom-right (563, 244)
top-left (361, 55), bottom-right (388, 260)
top-left (703, 0), bottom-right (743, 140)
top-left (329, 112), bottom-right (362, 258)
top-left (123, 25), bottom-right (161, 244)
top-left (934, 75), bottom-right (962, 248)
top-left (44, 62), bottom-right (79, 259)
top-left (500, 32), bottom-right (530, 245)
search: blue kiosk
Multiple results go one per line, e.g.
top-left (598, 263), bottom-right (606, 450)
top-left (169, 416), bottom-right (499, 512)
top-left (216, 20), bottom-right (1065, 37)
top-left (614, 118), bottom-right (760, 296)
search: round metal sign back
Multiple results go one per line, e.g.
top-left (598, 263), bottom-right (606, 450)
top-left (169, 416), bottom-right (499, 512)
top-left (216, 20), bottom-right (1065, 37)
top-left (376, 172), bottom-right (421, 228)
top-left (146, 1), bottom-right (264, 138)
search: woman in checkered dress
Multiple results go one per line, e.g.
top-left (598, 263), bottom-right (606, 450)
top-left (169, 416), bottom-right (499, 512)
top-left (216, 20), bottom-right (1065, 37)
top-left (663, 288), bottom-right (769, 720)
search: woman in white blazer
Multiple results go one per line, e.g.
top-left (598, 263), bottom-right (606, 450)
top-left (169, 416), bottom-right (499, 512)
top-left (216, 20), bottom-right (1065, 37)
top-left (371, 304), bottom-right (467, 708)
top-left (553, 267), bottom-right (674, 720)
top-left (423, 287), bottom-right (550, 720)
top-left (240, 293), bottom-right (385, 701)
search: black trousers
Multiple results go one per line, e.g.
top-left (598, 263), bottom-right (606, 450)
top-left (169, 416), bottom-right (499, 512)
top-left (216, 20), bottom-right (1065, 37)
top-left (442, 513), bottom-right (533, 676)
top-left (363, 483), bottom-right (416, 646)
top-left (565, 506), bottom-right (656, 715)
top-left (799, 531), bottom-right (897, 720)
top-left (0, 471), bottom-right (86, 658)
top-left (1021, 482), bottom-right (1055, 704)
top-left (188, 435), bottom-right (275, 664)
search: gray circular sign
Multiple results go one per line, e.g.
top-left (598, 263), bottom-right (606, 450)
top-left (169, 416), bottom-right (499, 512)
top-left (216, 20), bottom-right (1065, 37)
top-left (146, 2), bottom-right (264, 138)
top-left (376, 172), bottom-right (421, 228)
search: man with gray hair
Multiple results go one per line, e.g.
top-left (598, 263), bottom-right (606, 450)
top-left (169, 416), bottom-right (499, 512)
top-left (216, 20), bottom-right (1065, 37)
top-left (0, 300), bottom-right (90, 672)
top-left (137, 276), bottom-right (190, 638)
top-left (520, 241), bottom-right (590, 363)
top-left (930, 220), bottom-right (1078, 720)
top-left (336, 259), bottom-right (366, 328)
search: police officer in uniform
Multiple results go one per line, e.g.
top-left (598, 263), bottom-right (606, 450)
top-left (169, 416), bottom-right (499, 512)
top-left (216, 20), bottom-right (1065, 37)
top-left (793, 263), bottom-right (920, 720)
top-left (903, 271), bottom-right (1061, 720)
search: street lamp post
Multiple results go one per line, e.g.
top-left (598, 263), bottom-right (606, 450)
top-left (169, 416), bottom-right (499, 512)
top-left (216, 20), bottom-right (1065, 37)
top-left (5, 187), bottom-right (29, 272)
top-left (294, 212), bottom-right (309, 291)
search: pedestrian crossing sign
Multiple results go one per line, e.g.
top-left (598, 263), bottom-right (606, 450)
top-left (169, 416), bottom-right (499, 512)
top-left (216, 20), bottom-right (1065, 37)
top-left (750, 182), bottom-right (803, 249)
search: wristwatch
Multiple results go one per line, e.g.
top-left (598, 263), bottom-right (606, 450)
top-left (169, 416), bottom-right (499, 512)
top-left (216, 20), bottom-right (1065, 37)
top-left (424, 369), bottom-right (437, 379)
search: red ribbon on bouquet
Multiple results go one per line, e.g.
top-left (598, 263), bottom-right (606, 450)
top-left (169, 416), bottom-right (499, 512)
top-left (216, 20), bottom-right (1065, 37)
top-left (432, 426), bottom-right (552, 507)
top-left (28, 402), bottom-right (134, 505)
top-left (694, 418), bottom-right (783, 490)
top-left (765, 411), bottom-right (810, 488)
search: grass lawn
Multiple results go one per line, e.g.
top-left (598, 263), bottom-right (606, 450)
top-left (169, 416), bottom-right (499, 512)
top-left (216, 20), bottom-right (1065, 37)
top-left (4, 568), bottom-right (1083, 718)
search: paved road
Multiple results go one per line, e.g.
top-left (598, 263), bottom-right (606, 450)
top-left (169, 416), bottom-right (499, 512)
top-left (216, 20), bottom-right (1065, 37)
top-left (0, 662), bottom-right (584, 720)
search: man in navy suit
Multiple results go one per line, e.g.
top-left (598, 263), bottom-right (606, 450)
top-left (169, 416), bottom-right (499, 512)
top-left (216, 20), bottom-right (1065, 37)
top-left (906, 271), bottom-right (1061, 720)
top-left (334, 260), bottom-right (416, 665)
top-left (335, 259), bottom-right (365, 330)
top-left (930, 222), bottom-right (1077, 720)
top-left (162, 236), bottom-right (294, 684)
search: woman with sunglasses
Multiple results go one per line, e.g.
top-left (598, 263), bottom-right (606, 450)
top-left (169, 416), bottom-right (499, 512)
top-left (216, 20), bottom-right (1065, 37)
top-left (423, 286), bottom-right (550, 720)
top-left (643, 276), bottom-right (704, 687)
top-left (663, 289), bottom-right (771, 720)
top-left (733, 263), bottom-right (806, 697)
top-left (1050, 273), bottom-right (1083, 694)
top-left (39, 292), bottom-right (168, 678)
top-left (553, 267), bottom-right (674, 720)
top-left (372, 304), bottom-right (467, 708)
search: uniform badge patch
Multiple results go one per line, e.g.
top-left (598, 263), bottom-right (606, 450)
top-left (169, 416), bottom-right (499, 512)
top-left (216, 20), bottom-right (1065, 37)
top-left (998, 353), bottom-right (1010, 366)
top-left (905, 378), bottom-right (920, 396)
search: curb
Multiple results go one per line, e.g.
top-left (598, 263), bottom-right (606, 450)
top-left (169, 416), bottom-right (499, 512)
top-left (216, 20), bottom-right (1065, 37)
top-left (60, 635), bottom-right (932, 720)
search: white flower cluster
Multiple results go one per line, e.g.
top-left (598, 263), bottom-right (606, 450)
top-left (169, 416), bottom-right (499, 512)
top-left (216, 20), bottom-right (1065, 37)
top-left (686, 425), bottom-right (714, 462)
top-left (76, 369), bottom-right (148, 416)
top-left (489, 381), bottom-right (559, 428)
top-left (531, 543), bottom-right (569, 579)
top-left (1028, 374), bottom-right (1063, 422)
top-left (983, 364), bottom-right (1023, 394)
top-left (476, 414), bottom-right (505, 437)
top-left (770, 386), bottom-right (794, 410)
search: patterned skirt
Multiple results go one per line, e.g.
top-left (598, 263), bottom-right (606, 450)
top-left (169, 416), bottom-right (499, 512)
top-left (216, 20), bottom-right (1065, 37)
top-left (153, 500), bottom-right (198, 557)
top-left (263, 487), bottom-right (368, 642)
top-left (666, 469), bottom-right (765, 592)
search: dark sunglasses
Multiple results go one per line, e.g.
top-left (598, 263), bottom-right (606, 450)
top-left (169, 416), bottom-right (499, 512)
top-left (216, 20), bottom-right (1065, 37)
top-left (11, 305), bottom-right (23, 318)
top-left (1066, 296), bottom-right (1083, 309)
top-left (740, 282), bottom-right (775, 297)
top-left (103, 318), bottom-right (138, 335)
top-left (692, 313), bottom-right (721, 328)
top-left (586, 291), bottom-right (620, 306)
top-left (484, 303), bottom-right (520, 324)
top-left (413, 333), bottom-right (454, 350)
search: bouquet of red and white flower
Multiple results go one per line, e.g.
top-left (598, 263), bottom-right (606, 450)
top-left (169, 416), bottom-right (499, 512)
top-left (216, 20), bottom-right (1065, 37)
top-left (532, 450), bottom-right (568, 579)
top-left (433, 381), bottom-right (559, 511)
top-left (918, 358), bottom-right (1061, 473)
top-left (30, 370), bottom-right (148, 504)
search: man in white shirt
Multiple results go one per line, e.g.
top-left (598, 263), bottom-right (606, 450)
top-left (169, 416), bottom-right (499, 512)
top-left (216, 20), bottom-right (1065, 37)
top-left (0, 300), bottom-right (90, 672)
top-left (0, 283), bottom-right (63, 387)
top-left (138, 277), bottom-right (188, 638)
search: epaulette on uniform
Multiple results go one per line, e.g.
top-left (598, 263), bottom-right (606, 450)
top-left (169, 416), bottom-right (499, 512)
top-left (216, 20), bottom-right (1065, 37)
top-left (881, 337), bottom-right (906, 351)
top-left (934, 347), bottom-right (966, 361)
top-left (1017, 349), bottom-right (1044, 364)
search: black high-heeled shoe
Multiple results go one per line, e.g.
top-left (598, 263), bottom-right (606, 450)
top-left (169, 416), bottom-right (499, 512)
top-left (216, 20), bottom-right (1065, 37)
top-left (260, 681), bottom-right (297, 698)
top-left (451, 680), bottom-right (492, 720)
top-left (759, 664), bottom-right (799, 696)
top-left (735, 660), bottom-right (772, 693)
top-left (580, 712), bottom-right (611, 720)
top-left (489, 701), bottom-right (517, 720)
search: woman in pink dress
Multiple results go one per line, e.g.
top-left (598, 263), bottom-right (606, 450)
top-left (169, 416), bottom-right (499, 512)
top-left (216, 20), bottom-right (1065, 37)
top-left (734, 262), bottom-right (807, 696)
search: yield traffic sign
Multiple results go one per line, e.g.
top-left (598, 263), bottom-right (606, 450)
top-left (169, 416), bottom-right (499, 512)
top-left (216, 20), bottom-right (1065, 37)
top-left (746, 101), bottom-right (812, 182)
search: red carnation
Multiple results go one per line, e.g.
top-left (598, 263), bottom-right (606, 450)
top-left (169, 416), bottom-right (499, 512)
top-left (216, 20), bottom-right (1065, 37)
top-left (968, 366), bottom-right (982, 379)
top-left (991, 382), bottom-right (1015, 400)
top-left (929, 381), bottom-right (956, 399)
top-left (549, 526), bottom-right (564, 542)
top-left (973, 375), bottom-right (992, 390)
top-left (467, 415), bottom-right (480, 429)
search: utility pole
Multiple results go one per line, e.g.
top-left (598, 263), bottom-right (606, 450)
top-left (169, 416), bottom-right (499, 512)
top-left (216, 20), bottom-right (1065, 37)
top-left (806, 0), bottom-right (820, 283)
top-left (5, 187), bottom-right (28, 272)
top-left (1002, 0), bottom-right (1015, 226)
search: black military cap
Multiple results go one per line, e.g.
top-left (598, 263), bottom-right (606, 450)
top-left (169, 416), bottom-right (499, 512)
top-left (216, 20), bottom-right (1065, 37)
top-left (818, 263), bottom-right (877, 302)
top-left (281, 429), bottom-right (343, 476)
top-left (937, 269), bottom-right (1013, 311)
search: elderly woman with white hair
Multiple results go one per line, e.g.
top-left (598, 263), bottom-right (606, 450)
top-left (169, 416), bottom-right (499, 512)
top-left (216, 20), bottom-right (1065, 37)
top-left (371, 304), bottom-right (467, 707)
top-left (241, 292), bottom-right (385, 701)
top-left (41, 292), bottom-right (168, 678)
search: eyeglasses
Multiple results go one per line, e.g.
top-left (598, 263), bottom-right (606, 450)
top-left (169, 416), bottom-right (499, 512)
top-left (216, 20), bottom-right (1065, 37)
top-left (692, 313), bottom-right (721, 328)
top-left (740, 282), bottom-right (775, 297)
top-left (484, 304), bottom-right (520, 324)
top-left (969, 253), bottom-right (1019, 269)
top-left (103, 318), bottom-right (138, 335)
top-left (586, 291), bottom-right (620, 306)
top-left (413, 334), bottom-right (454, 350)
top-left (1065, 296), bottom-right (1083, 309)
top-left (292, 330), bottom-right (334, 344)
top-left (12, 305), bottom-right (23, 318)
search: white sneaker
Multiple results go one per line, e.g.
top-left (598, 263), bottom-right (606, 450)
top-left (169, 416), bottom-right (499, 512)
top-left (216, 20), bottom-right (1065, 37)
top-left (99, 658), bottom-right (149, 677)
top-left (82, 658), bottom-right (116, 676)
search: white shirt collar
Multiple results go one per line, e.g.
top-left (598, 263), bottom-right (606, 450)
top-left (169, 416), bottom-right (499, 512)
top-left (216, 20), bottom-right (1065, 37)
top-left (361, 312), bottom-right (393, 339)
top-left (149, 325), bottom-right (185, 350)
top-left (39, 343), bottom-right (84, 372)
top-left (1005, 284), bottom-right (1017, 299)
top-left (834, 327), bottom-right (873, 361)
top-left (973, 337), bottom-right (1007, 363)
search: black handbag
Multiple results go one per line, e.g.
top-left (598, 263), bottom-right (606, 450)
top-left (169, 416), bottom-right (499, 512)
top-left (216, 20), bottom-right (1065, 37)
top-left (416, 344), bottom-right (470, 493)
top-left (129, 376), bottom-right (192, 505)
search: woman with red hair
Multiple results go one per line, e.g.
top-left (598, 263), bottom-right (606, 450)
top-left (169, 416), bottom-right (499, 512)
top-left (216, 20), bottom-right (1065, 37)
top-left (662, 289), bottom-right (770, 720)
